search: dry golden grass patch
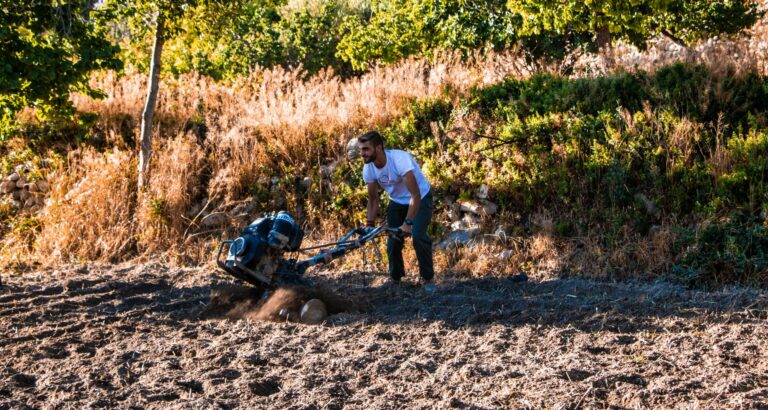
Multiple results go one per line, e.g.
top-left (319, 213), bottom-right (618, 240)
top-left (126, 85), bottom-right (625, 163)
top-left (135, 133), bottom-right (208, 254)
top-left (634, 225), bottom-right (678, 276)
top-left (33, 149), bottom-right (137, 262)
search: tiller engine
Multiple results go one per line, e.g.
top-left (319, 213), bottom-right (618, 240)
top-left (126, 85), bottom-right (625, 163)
top-left (216, 211), bottom-right (399, 288)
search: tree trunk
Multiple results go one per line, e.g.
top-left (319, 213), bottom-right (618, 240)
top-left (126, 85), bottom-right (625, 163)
top-left (596, 26), bottom-right (611, 51)
top-left (596, 25), bottom-right (613, 68)
top-left (138, 12), bottom-right (165, 191)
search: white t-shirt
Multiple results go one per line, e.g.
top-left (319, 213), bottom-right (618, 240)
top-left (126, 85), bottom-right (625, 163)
top-left (362, 150), bottom-right (431, 205)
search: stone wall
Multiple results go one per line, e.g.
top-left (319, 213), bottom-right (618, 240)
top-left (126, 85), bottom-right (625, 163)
top-left (0, 166), bottom-right (49, 213)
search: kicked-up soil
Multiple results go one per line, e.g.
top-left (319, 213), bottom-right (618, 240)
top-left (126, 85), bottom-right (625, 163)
top-left (1, 263), bottom-right (767, 409)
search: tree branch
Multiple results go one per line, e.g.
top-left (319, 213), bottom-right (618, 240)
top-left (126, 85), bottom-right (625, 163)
top-left (660, 29), bottom-right (689, 49)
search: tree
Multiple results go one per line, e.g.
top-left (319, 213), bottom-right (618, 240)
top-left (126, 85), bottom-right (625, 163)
top-left (334, 0), bottom-right (595, 72)
top-left (139, 8), bottom-right (165, 191)
top-left (0, 1), bottom-right (121, 138)
top-left (102, 1), bottom-right (188, 190)
top-left (102, 0), bottom-right (238, 190)
top-left (661, 1), bottom-right (765, 47)
top-left (160, 0), bottom-right (361, 79)
top-left (506, 0), bottom-right (763, 53)
top-left (168, 1), bottom-right (285, 79)
top-left (279, 0), bottom-right (354, 75)
top-left (336, 0), bottom-right (517, 71)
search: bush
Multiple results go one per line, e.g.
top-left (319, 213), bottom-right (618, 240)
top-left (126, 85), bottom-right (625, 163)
top-left (471, 64), bottom-right (768, 132)
top-left (470, 71), bottom-right (648, 118)
top-left (382, 98), bottom-right (452, 149)
top-left (673, 215), bottom-right (768, 288)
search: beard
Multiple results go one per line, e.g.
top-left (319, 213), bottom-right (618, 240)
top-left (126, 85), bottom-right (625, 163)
top-left (363, 151), bottom-right (377, 164)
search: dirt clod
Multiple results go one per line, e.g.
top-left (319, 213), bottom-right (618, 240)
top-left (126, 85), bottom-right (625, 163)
top-left (249, 379), bottom-right (281, 396)
top-left (11, 374), bottom-right (36, 388)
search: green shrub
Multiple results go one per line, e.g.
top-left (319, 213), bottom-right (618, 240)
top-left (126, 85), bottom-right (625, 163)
top-left (673, 214), bottom-right (768, 288)
top-left (470, 71), bottom-right (648, 118)
top-left (382, 98), bottom-right (452, 150)
top-left (470, 64), bottom-right (768, 134)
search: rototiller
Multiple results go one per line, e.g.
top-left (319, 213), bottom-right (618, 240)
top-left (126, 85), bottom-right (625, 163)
top-left (216, 211), bottom-right (402, 288)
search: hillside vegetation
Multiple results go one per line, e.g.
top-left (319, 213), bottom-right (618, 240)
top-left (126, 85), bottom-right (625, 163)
top-left (1, 1), bottom-right (768, 288)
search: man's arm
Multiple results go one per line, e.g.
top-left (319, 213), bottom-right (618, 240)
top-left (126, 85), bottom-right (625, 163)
top-left (366, 182), bottom-right (380, 225)
top-left (399, 171), bottom-right (421, 233)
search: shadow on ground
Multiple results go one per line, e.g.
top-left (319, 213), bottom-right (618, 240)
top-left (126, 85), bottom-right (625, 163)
top-left (1, 266), bottom-right (766, 343)
top-left (197, 268), bottom-right (768, 333)
top-left (318, 271), bottom-right (768, 331)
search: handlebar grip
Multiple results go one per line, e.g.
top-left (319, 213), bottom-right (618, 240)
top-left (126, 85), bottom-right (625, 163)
top-left (387, 227), bottom-right (411, 239)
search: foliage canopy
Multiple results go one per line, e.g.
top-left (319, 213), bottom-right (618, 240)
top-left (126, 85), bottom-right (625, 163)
top-left (0, 1), bottom-right (121, 136)
top-left (507, 0), bottom-right (763, 49)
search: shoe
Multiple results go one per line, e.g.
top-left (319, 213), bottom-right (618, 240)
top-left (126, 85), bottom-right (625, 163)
top-left (422, 281), bottom-right (437, 294)
top-left (381, 277), bottom-right (402, 289)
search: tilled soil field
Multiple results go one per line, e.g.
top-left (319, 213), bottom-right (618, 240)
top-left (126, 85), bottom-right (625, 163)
top-left (1, 263), bottom-right (767, 409)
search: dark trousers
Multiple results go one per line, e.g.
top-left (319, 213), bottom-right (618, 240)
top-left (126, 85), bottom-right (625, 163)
top-left (386, 191), bottom-right (434, 281)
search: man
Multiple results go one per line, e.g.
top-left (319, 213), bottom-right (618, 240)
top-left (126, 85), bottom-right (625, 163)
top-left (357, 130), bottom-right (436, 293)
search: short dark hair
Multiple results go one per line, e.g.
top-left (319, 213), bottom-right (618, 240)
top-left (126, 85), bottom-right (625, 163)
top-left (358, 130), bottom-right (384, 147)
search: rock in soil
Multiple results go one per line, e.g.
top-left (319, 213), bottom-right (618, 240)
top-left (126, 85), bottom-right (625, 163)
top-left (1, 181), bottom-right (14, 194)
top-left (299, 299), bottom-right (327, 324)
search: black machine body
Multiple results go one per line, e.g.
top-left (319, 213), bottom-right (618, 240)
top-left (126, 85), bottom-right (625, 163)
top-left (216, 210), bottom-right (407, 288)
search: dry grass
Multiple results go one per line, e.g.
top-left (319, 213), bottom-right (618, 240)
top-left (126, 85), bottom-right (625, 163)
top-left (133, 133), bottom-right (209, 257)
top-left (70, 51), bottom-right (528, 204)
top-left (634, 225), bottom-right (678, 275)
top-left (35, 149), bottom-right (137, 262)
top-left (330, 220), bottom-right (679, 284)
